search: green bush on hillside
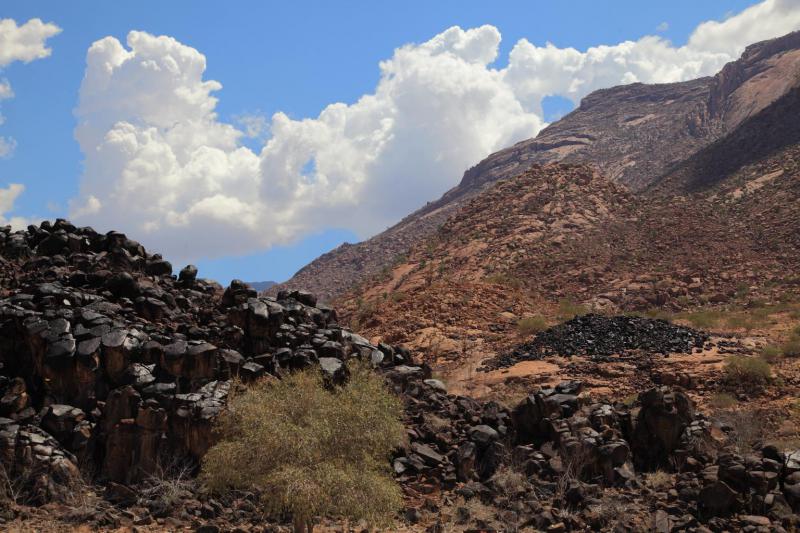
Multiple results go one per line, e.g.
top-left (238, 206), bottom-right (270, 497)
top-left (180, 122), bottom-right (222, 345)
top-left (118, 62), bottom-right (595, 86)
top-left (723, 356), bottom-right (772, 393)
top-left (202, 362), bottom-right (405, 531)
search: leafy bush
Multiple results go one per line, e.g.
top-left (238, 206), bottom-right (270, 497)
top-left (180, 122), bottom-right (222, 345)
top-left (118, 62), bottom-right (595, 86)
top-left (202, 363), bottom-right (405, 530)
top-left (723, 356), bottom-right (771, 392)
top-left (517, 316), bottom-right (547, 336)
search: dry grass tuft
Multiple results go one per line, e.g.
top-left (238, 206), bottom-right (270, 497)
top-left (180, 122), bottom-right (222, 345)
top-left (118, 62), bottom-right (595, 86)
top-left (723, 356), bottom-right (771, 393)
top-left (202, 362), bottom-right (405, 529)
top-left (517, 315), bottom-right (548, 336)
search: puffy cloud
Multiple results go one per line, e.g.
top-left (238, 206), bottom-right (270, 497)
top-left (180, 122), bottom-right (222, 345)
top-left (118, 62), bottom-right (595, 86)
top-left (72, 26), bottom-right (542, 261)
top-left (505, 0), bottom-right (800, 109)
top-left (0, 183), bottom-right (30, 229)
top-left (688, 0), bottom-right (800, 54)
top-left (0, 18), bottom-right (61, 156)
top-left (70, 0), bottom-right (800, 263)
top-left (0, 18), bottom-right (61, 67)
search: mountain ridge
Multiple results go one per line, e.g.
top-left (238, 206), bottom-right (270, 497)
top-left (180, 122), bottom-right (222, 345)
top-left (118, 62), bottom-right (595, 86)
top-left (272, 30), bottom-right (800, 302)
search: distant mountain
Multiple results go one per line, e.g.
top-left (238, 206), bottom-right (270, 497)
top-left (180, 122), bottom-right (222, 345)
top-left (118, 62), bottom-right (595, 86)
top-left (244, 280), bottom-right (277, 292)
top-left (273, 30), bottom-right (800, 303)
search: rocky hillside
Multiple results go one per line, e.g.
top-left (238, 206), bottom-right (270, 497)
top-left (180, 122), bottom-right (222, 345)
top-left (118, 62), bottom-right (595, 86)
top-left (5, 221), bottom-right (800, 532)
top-left (336, 149), bottom-right (800, 365)
top-left (274, 30), bottom-right (800, 302)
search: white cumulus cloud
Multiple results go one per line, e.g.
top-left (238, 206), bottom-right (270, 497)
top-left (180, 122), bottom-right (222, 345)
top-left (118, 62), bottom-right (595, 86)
top-left (0, 18), bottom-right (61, 156)
top-left (70, 0), bottom-right (800, 264)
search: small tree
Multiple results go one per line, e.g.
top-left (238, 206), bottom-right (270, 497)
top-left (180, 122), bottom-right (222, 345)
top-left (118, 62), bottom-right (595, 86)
top-left (202, 362), bottom-right (405, 531)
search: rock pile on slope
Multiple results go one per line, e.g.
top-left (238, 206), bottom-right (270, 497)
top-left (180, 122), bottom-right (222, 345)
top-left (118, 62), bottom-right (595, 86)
top-left (0, 219), bottom-right (413, 505)
top-left (395, 376), bottom-right (800, 531)
top-left (483, 314), bottom-right (710, 370)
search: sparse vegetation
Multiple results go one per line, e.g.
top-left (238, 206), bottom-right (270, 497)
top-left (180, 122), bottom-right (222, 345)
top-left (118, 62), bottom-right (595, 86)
top-left (759, 345), bottom-right (784, 364)
top-left (557, 299), bottom-right (588, 320)
top-left (725, 313), bottom-right (765, 332)
top-left (390, 291), bottom-right (408, 303)
top-left (734, 282), bottom-right (751, 299)
top-left (484, 273), bottom-right (523, 289)
top-left (644, 308), bottom-right (673, 321)
top-left (682, 310), bottom-right (723, 329)
top-left (722, 355), bottom-right (772, 392)
top-left (202, 363), bottom-right (405, 531)
top-left (644, 470), bottom-right (672, 491)
top-left (782, 327), bottom-right (800, 357)
top-left (713, 408), bottom-right (765, 453)
top-left (517, 315), bottom-right (547, 336)
top-left (709, 392), bottom-right (738, 409)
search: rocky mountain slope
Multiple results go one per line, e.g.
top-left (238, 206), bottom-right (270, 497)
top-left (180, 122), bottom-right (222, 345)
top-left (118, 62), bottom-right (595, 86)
top-left (5, 221), bottom-right (800, 532)
top-left (336, 139), bottom-right (800, 364)
top-left (274, 30), bottom-right (800, 302)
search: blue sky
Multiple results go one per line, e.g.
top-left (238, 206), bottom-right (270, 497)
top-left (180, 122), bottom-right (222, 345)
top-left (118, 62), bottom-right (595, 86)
top-left (0, 1), bottom-right (778, 284)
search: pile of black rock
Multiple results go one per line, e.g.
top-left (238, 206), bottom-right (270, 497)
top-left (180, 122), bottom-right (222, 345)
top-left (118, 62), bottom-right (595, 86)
top-left (0, 219), bottom-right (415, 508)
top-left (483, 313), bottom-right (711, 370)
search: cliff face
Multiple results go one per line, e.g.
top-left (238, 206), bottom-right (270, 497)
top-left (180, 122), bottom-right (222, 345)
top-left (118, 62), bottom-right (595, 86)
top-left (273, 31), bottom-right (800, 302)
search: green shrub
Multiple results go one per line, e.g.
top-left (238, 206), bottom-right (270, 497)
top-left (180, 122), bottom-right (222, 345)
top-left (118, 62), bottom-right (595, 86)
top-left (723, 356), bottom-right (772, 392)
top-left (709, 392), bottom-right (738, 409)
top-left (734, 283), bottom-right (750, 299)
top-left (557, 299), bottom-right (588, 319)
top-left (202, 363), bottom-right (405, 530)
top-left (517, 316), bottom-right (548, 336)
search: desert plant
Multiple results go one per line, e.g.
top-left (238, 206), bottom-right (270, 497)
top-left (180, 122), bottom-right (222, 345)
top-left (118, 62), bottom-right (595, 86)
top-left (644, 308), bottom-right (673, 321)
top-left (725, 313), bottom-right (764, 332)
top-left (517, 315), bottom-right (547, 336)
top-left (723, 356), bottom-right (771, 392)
top-left (783, 338), bottom-right (800, 358)
top-left (484, 273), bottom-right (522, 289)
top-left (644, 470), bottom-right (672, 491)
top-left (759, 345), bottom-right (784, 364)
top-left (557, 299), bottom-right (587, 320)
top-left (713, 408), bottom-right (765, 453)
top-left (709, 392), bottom-right (738, 409)
top-left (202, 363), bottom-right (406, 531)
top-left (683, 310), bottom-right (722, 329)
